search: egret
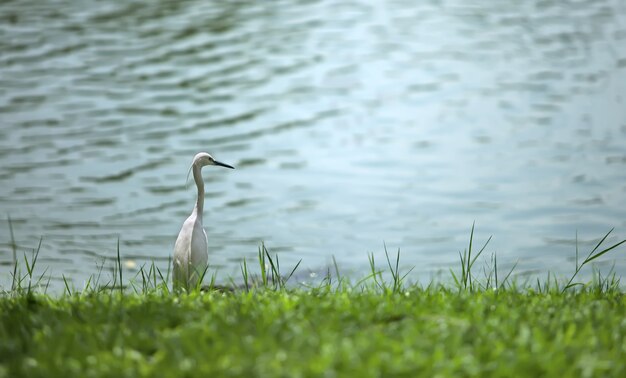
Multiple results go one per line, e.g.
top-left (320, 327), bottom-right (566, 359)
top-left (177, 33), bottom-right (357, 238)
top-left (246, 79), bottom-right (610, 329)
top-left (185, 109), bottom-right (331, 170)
top-left (173, 152), bottom-right (234, 291)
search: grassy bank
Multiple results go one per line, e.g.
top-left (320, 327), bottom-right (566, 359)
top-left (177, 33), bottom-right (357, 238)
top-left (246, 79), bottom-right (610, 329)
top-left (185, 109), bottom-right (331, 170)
top-left (1, 227), bottom-right (626, 377)
top-left (1, 288), bottom-right (626, 377)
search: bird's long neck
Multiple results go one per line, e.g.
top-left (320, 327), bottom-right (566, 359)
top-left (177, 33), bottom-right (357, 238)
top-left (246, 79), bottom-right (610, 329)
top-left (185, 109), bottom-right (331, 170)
top-left (192, 164), bottom-right (204, 219)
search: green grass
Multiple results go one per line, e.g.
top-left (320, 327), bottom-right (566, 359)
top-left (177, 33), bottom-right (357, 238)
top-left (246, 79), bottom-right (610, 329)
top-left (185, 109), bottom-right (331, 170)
top-left (1, 225), bottom-right (626, 377)
top-left (1, 288), bottom-right (625, 377)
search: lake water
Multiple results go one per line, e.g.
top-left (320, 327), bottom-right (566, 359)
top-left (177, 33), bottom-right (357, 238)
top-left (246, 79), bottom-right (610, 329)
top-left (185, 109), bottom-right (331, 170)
top-left (1, 0), bottom-right (626, 290)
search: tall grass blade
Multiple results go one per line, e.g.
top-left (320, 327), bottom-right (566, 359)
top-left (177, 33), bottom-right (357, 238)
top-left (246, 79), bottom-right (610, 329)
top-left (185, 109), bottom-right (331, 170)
top-left (563, 229), bottom-right (626, 292)
top-left (494, 253), bottom-right (498, 289)
top-left (367, 253), bottom-right (384, 290)
top-left (196, 265), bottom-right (210, 291)
top-left (8, 215), bottom-right (17, 266)
top-left (499, 260), bottom-right (518, 290)
top-left (155, 265), bottom-right (169, 294)
top-left (582, 239), bottom-right (626, 264)
top-left (84, 274), bottom-right (93, 294)
top-left (284, 259), bottom-right (302, 285)
top-left (241, 257), bottom-right (250, 292)
top-left (332, 256), bottom-right (341, 284)
top-left (43, 274), bottom-right (52, 295)
top-left (450, 269), bottom-right (460, 288)
top-left (575, 230), bottom-right (579, 271)
top-left (62, 274), bottom-right (72, 296)
top-left (116, 237), bottom-right (123, 295)
top-left (258, 243), bottom-right (267, 288)
top-left (467, 222), bottom-right (475, 289)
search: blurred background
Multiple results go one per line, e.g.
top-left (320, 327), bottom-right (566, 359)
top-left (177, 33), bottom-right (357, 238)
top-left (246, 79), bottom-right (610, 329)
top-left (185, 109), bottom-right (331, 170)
top-left (1, 0), bottom-right (625, 290)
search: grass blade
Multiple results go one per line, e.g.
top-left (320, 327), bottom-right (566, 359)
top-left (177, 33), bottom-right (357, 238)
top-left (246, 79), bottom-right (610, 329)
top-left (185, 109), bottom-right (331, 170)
top-left (116, 237), bottom-right (123, 295)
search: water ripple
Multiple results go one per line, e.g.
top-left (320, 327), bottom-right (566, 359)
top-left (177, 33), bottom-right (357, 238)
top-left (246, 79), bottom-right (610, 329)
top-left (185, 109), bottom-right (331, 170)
top-left (1, 0), bottom-right (626, 290)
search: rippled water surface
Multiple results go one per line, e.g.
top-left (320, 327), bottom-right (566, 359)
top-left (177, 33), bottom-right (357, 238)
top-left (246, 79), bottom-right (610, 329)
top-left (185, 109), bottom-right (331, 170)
top-left (2, 0), bottom-right (626, 288)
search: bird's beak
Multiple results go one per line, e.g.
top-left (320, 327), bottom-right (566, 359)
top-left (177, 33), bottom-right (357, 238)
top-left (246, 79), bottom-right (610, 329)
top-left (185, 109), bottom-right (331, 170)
top-left (214, 160), bottom-right (235, 169)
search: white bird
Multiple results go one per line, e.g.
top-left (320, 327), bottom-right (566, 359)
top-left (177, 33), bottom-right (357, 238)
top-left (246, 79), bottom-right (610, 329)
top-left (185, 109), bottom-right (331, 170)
top-left (173, 152), bottom-right (234, 291)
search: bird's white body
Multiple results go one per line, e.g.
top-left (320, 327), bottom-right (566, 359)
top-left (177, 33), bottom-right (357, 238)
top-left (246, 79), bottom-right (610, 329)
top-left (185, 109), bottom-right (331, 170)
top-left (172, 152), bottom-right (234, 291)
top-left (173, 209), bottom-right (208, 290)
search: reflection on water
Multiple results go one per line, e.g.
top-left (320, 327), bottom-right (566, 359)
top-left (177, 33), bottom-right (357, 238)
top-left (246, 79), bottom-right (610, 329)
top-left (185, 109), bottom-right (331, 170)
top-left (1, 0), bottom-right (626, 289)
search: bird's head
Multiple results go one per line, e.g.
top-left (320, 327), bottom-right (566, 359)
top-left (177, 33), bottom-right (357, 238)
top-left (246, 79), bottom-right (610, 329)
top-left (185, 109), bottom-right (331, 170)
top-left (192, 152), bottom-right (235, 169)
top-left (186, 152), bottom-right (235, 187)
